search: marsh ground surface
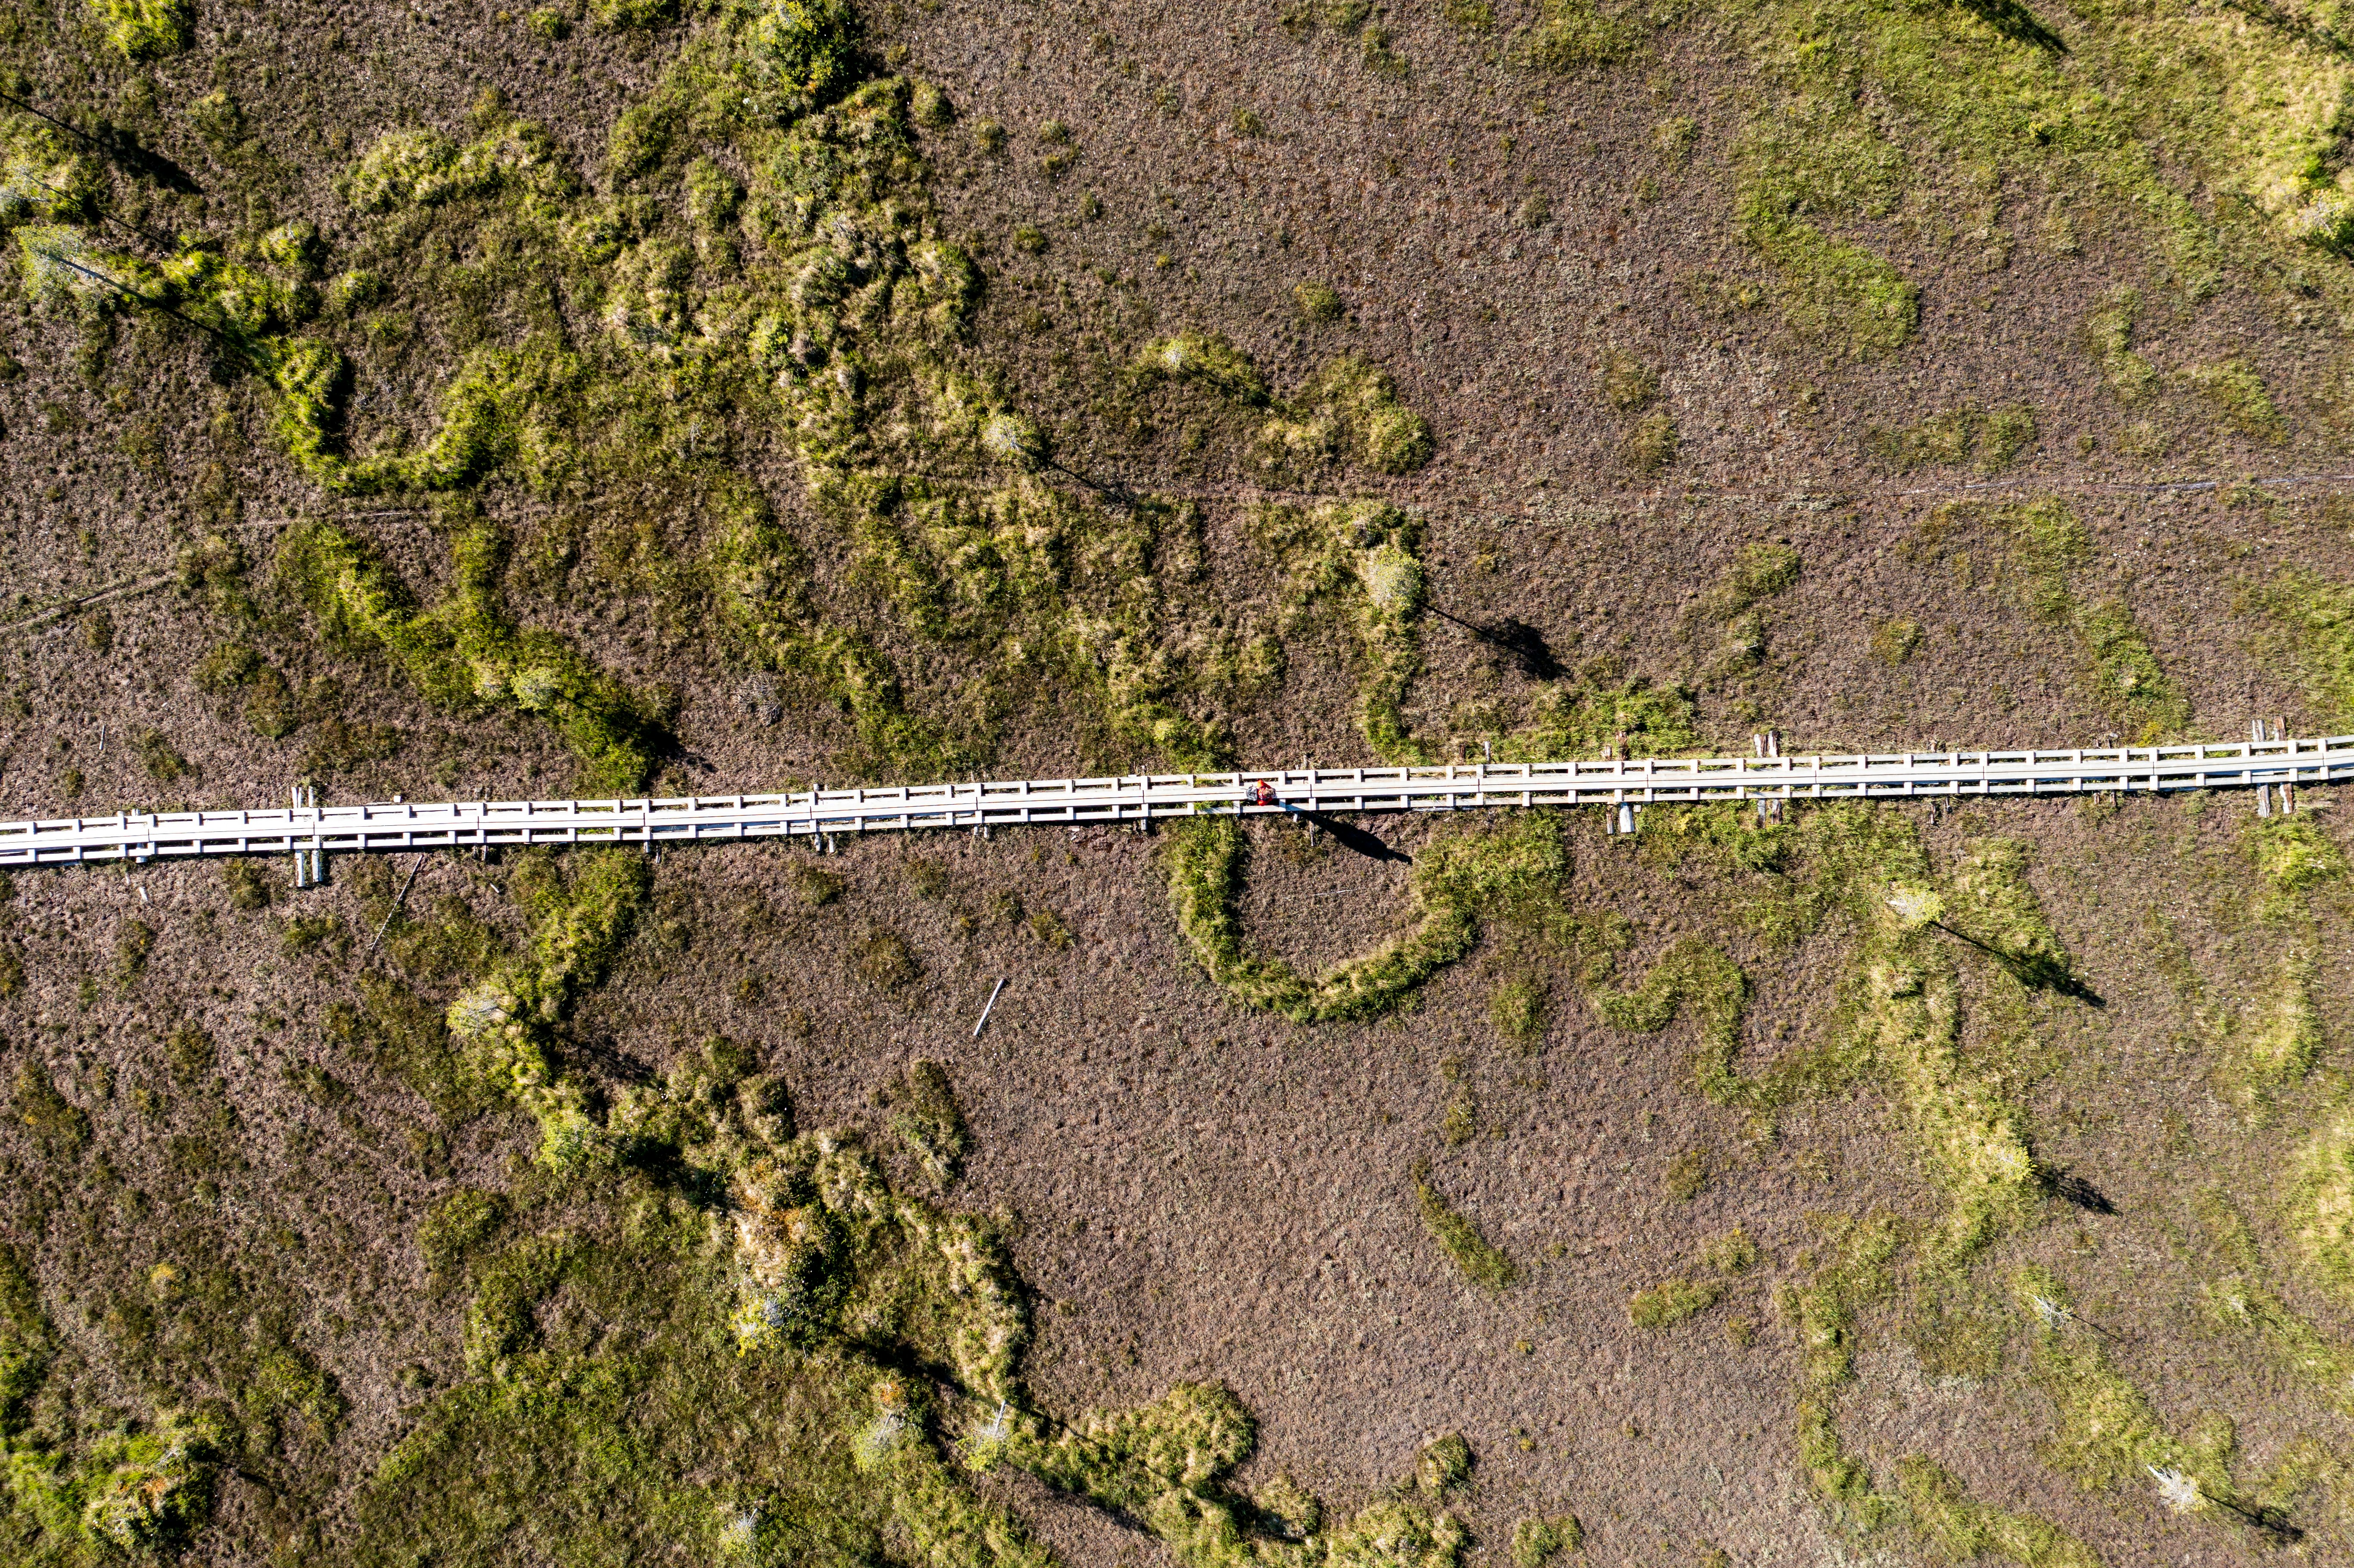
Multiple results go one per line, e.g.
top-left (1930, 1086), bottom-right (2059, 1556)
top-left (5, 1), bottom-right (2354, 1565)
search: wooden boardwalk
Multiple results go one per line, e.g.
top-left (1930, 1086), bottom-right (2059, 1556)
top-left (2, 734), bottom-right (2348, 870)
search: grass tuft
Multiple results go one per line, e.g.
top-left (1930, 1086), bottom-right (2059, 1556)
top-left (1413, 1161), bottom-right (1518, 1290)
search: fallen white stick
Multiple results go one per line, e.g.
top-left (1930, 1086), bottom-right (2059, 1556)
top-left (972, 977), bottom-right (1006, 1039)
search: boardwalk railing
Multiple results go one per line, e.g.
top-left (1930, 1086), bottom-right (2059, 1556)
top-left (3, 735), bottom-right (2349, 868)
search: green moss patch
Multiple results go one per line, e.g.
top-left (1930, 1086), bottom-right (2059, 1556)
top-left (2258, 566), bottom-right (2354, 722)
top-left (1165, 813), bottom-right (1563, 1024)
top-left (1896, 1453), bottom-right (2098, 1568)
top-left (281, 520), bottom-right (669, 793)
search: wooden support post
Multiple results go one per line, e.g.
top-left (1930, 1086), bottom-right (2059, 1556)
top-left (2253, 719), bottom-right (2273, 817)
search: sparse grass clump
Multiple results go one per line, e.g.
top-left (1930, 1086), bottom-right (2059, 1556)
top-left (1600, 349), bottom-right (1658, 410)
top-left (852, 928), bottom-right (920, 994)
top-left (1510, 1514), bottom-right (1581, 1567)
top-left (2257, 566), bottom-right (2354, 721)
top-left (1629, 1277), bottom-right (1719, 1328)
top-left (1501, 673), bottom-right (1699, 760)
top-left (882, 1060), bottom-right (968, 1188)
top-left (2012, 1268), bottom-right (2246, 1516)
top-left (1416, 1433), bottom-right (1473, 1493)
top-left (791, 862), bottom-right (846, 908)
top-left (1490, 971), bottom-right (1549, 1045)
top-left (1295, 280), bottom-right (1344, 321)
top-left (91, 0), bottom-right (191, 58)
top-left (1872, 617), bottom-right (1923, 664)
top-left (2084, 288), bottom-right (2156, 401)
top-left (1621, 411), bottom-right (1676, 473)
top-left (1027, 907), bottom-right (1074, 949)
top-left (1700, 1227), bottom-right (1759, 1274)
top-left (1527, 0), bottom-right (1644, 66)
top-left (281, 521), bottom-right (668, 793)
top-left (221, 858), bottom-right (273, 911)
top-left (134, 728), bottom-right (187, 782)
top-left (444, 850), bottom-right (648, 1170)
top-left (2292, 1113), bottom-right (2354, 1300)
top-left (2248, 815), bottom-right (2347, 896)
top-left (417, 1188), bottom-right (504, 1277)
top-left (1256, 498), bottom-right (1430, 761)
top-left (1965, 498), bottom-right (2188, 737)
top-left (1665, 1147), bottom-right (1711, 1201)
top-left (2196, 1193), bottom-right (2354, 1409)
top-left (1866, 404), bottom-right (2036, 471)
top-left (2183, 360), bottom-right (2284, 442)
top-left (1414, 1161), bottom-right (1517, 1290)
top-left (1274, 355), bottom-right (1433, 475)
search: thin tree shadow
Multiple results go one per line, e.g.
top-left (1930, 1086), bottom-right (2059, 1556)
top-left (1292, 809), bottom-right (1411, 864)
top-left (1426, 604), bottom-right (1566, 681)
top-left (2214, 1493), bottom-right (2303, 1544)
top-left (1931, 921), bottom-right (2105, 1006)
top-left (564, 1033), bottom-right (654, 1084)
top-left (1956, 0), bottom-right (2068, 52)
top-left (1042, 456), bottom-right (1149, 513)
top-left (0, 90), bottom-right (204, 194)
top-left (2042, 1167), bottom-right (2117, 1214)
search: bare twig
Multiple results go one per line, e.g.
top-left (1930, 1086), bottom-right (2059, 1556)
top-left (972, 977), bottom-right (1006, 1039)
top-left (363, 855), bottom-right (423, 958)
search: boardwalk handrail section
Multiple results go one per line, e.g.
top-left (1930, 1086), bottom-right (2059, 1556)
top-left (4, 734), bottom-right (2351, 868)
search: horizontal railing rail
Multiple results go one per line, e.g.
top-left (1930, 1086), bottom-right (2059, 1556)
top-left (2, 733), bottom-right (2347, 869)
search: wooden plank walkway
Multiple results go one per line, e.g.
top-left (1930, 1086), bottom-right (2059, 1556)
top-left (3, 734), bottom-right (2350, 869)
